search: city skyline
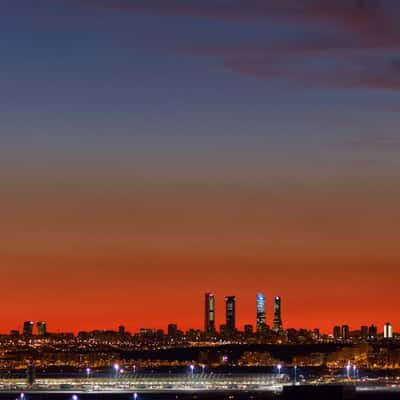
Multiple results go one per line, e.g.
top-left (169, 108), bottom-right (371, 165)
top-left (1, 1), bottom-right (400, 334)
top-left (4, 292), bottom-right (396, 336)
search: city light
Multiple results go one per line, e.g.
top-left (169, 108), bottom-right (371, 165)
top-left (114, 363), bottom-right (120, 378)
top-left (346, 363), bottom-right (351, 379)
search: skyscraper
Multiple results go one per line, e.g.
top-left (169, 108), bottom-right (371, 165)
top-left (204, 293), bottom-right (215, 334)
top-left (333, 325), bottom-right (341, 339)
top-left (272, 296), bottom-right (283, 333)
top-left (256, 293), bottom-right (266, 332)
top-left (23, 321), bottom-right (34, 336)
top-left (36, 321), bottom-right (47, 336)
top-left (384, 322), bottom-right (393, 339)
top-left (342, 325), bottom-right (350, 340)
top-left (361, 325), bottom-right (369, 339)
top-left (168, 323), bottom-right (178, 337)
top-left (225, 296), bottom-right (236, 332)
top-left (369, 324), bottom-right (378, 338)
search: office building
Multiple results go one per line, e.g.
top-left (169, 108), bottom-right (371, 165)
top-left (225, 296), bottom-right (236, 332)
top-left (204, 293), bottom-right (216, 333)
top-left (342, 325), bottom-right (350, 340)
top-left (23, 321), bottom-right (34, 336)
top-left (36, 321), bottom-right (47, 336)
top-left (384, 322), bottom-right (393, 339)
top-left (256, 293), bottom-right (266, 332)
top-left (244, 324), bottom-right (254, 334)
top-left (168, 323), bottom-right (178, 337)
top-left (333, 325), bottom-right (341, 339)
top-left (118, 325), bottom-right (125, 335)
top-left (272, 296), bottom-right (283, 333)
top-left (360, 325), bottom-right (368, 339)
top-left (369, 324), bottom-right (378, 338)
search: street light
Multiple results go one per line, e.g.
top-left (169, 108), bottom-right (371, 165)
top-left (190, 364), bottom-right (195, 378)
top-left (86, 367), bottom-right (91, 379)
top-left (346, 363), bottom-right (351, 380)
top-left (72, 395), bottom-right (79, 400)
top-left (114, 363), bottom-right (120, 378)
top-left (201, 364), bottom-right (206, 374)
top-left (294, 365), bottom-right (297, 385)
top-left (353, 365), bottom-right (357, 379)
top-left (277, 364), bottom-right (282, 376)
top-left (133, 393), bottom-right (138, 400)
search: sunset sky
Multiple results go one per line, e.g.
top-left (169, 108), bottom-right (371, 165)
top-left (1, 0), bottom-right (400, 334)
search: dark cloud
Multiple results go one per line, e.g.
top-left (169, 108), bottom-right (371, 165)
top-left (342, 134), bottom-right (400, 150)
top-left (67, 0), bottom-right (399, 38)
top-left (62, 0), bottom-right (400, 90)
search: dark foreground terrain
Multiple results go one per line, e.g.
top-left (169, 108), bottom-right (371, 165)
top-left (0, 390), bottom-right (399, 400)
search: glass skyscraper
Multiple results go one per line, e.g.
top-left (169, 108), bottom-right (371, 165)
top-left (256, 293), bottom-right (266, 332)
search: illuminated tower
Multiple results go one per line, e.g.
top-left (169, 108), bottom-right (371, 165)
top-left (225, 296), bottom-right (236, 332)
top-left (256, 293), bottom-right (266, 332)
top-left (204, 293), bottom-right (216, 334)
top-left (384, 322), bottom-right (393, 339)
top-left (272, 296), bottom-right (283, 333)
top-left (36, 321), bottom-right (47, 336)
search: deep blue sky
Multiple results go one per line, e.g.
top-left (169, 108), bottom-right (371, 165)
top-left (2, 0), bottom-right (399, 180)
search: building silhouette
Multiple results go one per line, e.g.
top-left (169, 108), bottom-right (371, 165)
top-left (360, 325), bottom-right (369, 339)
top-left (168, 323), bottom-right (178, 337)
top-left (333, 326), bottom-right (341, 339)
top-left (118, 325), bottom-right (125, 335)
top-left (256, 293), bottom-right (266, 332)
top-left (23, 321), bottom-right (34, 336)
top-left (36, 321), bottom-right (47, 336)
top-left (342, 325), bottom-right (350, 339)
top-left (204, 293), bottom-right (216, 334)
top-left (244, 324), bottom-right (253, 334)
top-left (225, 296), bottom-right (236, 332)
top-left (272, 296), bottom-right (283, 333)
top-left (369, 324), bottom-right (378, 338)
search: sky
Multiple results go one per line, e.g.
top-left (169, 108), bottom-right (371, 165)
top-left (1, 0), bottom-right (400, 334)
